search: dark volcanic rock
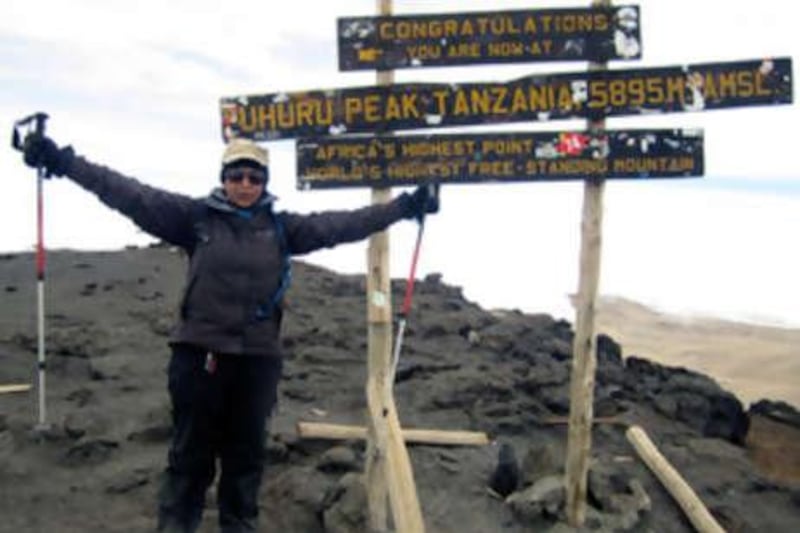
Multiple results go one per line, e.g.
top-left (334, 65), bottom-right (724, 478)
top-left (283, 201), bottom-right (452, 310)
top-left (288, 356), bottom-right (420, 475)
top-left (488, 442), bottom-right (520, 497)
top-left (625, 356), bottom-right (749, 443)
top-left (0, 248), bottom-right (798, 532)
top-left (750, 399), bottom-right (800, 429)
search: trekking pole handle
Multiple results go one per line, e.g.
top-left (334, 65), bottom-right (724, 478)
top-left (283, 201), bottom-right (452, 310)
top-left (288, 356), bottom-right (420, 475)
top-left (399, 183), bottom-right (439, 317)
top-left (11, 112), bottom-right (49, 151)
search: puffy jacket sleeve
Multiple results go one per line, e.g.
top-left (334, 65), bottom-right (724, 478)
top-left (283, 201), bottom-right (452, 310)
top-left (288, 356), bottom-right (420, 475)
top-left (66, 156), bottom-right (198, 248)
top-left (281, 193), bottom-right (414, 255)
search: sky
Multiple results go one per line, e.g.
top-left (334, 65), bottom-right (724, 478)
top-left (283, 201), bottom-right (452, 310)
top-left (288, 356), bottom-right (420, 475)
top-left (1, 0), bottom-right (798, 328)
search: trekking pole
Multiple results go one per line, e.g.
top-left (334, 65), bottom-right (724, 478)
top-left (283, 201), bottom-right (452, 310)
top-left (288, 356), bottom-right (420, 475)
top-left (388, 184), bottom-right (439, 390)
top-left (11, 112), bottom-right (50, 430)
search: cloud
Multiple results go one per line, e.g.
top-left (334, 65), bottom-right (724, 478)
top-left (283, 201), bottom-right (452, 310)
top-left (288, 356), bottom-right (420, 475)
top-left (2, 0), bottom-right (799, 328)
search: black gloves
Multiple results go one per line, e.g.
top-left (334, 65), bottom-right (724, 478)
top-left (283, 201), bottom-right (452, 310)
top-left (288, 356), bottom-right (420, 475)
top-left (22, 133), bottom-right (74, 178)
top-left (404, 185), bottom-right (440, 221)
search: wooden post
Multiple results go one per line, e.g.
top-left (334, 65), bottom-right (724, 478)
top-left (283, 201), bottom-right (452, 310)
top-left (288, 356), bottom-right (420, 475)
top-left (626, 426), bottom-right (726, 533)
top-left (364, 1), bottom-right (424, 531)
top-left (366, 211), bottom-right (392, 532)
top-left (565, 0), bottom-right (609, 526)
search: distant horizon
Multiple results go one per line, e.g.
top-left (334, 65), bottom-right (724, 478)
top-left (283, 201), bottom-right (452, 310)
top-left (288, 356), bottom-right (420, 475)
top-left (3, 241), bottom-right (799, 332)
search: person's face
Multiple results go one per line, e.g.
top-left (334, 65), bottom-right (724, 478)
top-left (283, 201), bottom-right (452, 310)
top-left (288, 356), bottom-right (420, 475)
top-left (222, 163), bottom-right (268, 208)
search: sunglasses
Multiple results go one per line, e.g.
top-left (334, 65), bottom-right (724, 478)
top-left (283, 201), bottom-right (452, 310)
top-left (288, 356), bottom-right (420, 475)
top-left (223, 167), bottom-right (268, 185)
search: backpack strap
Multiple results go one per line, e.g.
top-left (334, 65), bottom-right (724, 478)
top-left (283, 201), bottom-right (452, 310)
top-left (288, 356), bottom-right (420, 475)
top-left (255, 210), bottom-right (292, 321)
top-left (188, 202), bottom-right (211, 256)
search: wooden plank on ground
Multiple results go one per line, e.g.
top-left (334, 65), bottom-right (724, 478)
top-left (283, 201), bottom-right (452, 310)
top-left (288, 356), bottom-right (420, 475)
top-left (626, 425), bottom-right (725, 533)
top-left (297, 421), bottom-right (490, 446)
top-left (0, 384), bottom-right (31, 394)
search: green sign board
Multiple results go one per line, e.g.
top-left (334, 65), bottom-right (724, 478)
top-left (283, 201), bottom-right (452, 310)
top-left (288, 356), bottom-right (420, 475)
top-left (221, 58), bottom-right (792, 141)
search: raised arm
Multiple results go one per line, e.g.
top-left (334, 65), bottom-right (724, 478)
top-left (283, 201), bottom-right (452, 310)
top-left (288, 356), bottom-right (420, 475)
top-left (282, 187), bottom-right (438, 255)
top-left (21, 133), bottom-right (198, 248)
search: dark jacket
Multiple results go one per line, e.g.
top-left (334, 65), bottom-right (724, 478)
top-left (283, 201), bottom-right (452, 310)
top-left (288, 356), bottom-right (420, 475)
top-left (67, 157), bottom-right (414, 356)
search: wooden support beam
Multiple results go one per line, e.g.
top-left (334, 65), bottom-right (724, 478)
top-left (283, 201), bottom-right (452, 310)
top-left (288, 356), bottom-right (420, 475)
top-left (297, 421), bottom-right (490, 446)
top-left (0, 384), bottom-right (31, 394)
top-left (565, 1), bottom-right (609, 526)
top-left (626, 425), bottom-right (725, 533)
top-left (367, 379), bottom-right (426, 533)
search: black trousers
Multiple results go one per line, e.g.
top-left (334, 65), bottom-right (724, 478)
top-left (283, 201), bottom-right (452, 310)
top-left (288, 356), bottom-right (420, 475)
top-left (157, 344), bottom-right (282, 532)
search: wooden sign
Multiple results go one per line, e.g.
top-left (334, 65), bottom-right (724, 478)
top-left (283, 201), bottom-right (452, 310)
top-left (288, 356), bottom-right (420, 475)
top-left (220, 58), bottom-right (791, 141)
top-left (337, 5), bottom-right (641, 70)
top-left (296, 129), bottom-right (703, 189)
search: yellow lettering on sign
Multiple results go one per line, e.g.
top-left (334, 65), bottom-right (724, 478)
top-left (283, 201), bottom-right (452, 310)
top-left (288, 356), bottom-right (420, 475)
top-left (401, 93), bottom-right (420, 118)
top-left (340, 93), bottom-right (422, 124)
top-left (628, 78), bottom-right (645, 107)
top-left (407, 44), bottom-right (442, 60)
top-left (532, 84), bottom-right (555, 111)
top-left (447, 42), bottom-right (480, 58)
top-left (488, 41), bottom-right (524, 57)
top-left (432, 89), bottom-right (449, 116)
top-left (276, 104), bottom-right (295, 128)
top-left (467, 160), bottom-right (515, 176)
top-left (588, 75), bottom-right (707, 110)
top-left (381, 19), bottom-right (462, 40)
top-left (612, 156), bottom-right (696, 174)
top-left (480, 139), bottom-right (534, 156)
top-left (312, 143), bottom-right (368, 161)
top-left (587, 80), bottom-right (607, 109)
top-left (646, 77), bottom-right (665, 104)
top-left (469, 89), bottom-right (491, 115)
top-left (665, 75), bottom-right (685, 105)
top-left (694, 68), bottom-right (772, 101)
top-left (557, 85), bottom-right (574, 110)
top-left (524, 16), bottom-right (538, 33)
top-left (491, 87), bottom-right (509, 114)
top-left (397, 139), bottom-right (479, 158)
top-left (736, 71), bottom-right (754, 97)
top-left (594, 13), bottom-right (609, 32)
top-left (702, 73), bottom-right (719, 100)
top-left (546, 159), bottom-right (608, 175)
top-left (528, 40), bottom-right (554, 56)
top-left (510, 88), bottom-right (529, 113)
top-left (718, 72), bottom-right (737, 98)
top-left (534, 13), bottom-right (607, 35)
top-left (387, 160), bottom-right (464, 181)
top-left (236, 106), bottom-right (259, 133)
top-left (385, 94), bottom-right (402, 120)
top-left (363, 95), bottom-right (381, 122)
top-left (344, 97), bottom-right (363, 124)
top-left (453, 90), bottom-right (471, 116)
top-left (296, 100), bottom-right (313, 127)
top-left (755, 70), bottom-right (773, 96)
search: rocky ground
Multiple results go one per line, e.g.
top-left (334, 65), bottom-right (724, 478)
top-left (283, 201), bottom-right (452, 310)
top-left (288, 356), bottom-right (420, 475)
top-left (1, 246), bottom-right (799, 532)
